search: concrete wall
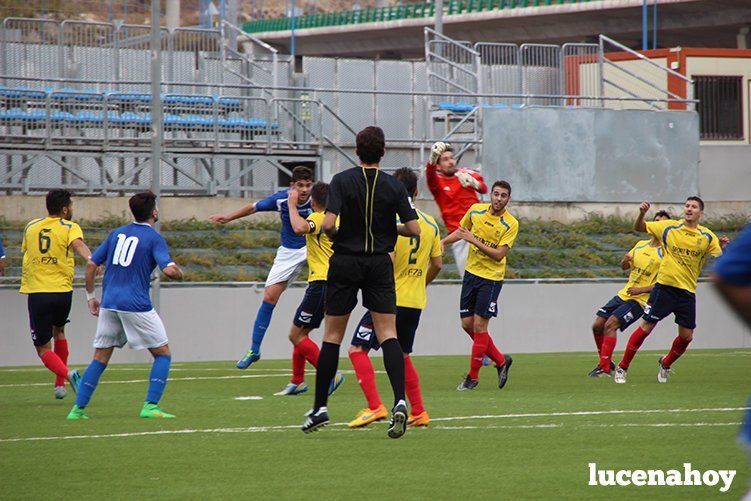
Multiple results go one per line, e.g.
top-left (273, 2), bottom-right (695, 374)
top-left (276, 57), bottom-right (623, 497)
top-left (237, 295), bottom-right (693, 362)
top-left (700, 145), bottom-right (751, 201)
top-left (1, 281), bottom-right (748, 367)
top-left (1, 196), bottom-right (748, 226)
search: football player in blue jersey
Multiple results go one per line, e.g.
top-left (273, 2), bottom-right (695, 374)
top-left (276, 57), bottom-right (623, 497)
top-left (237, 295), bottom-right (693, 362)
top-left (210, 166), bottom-right (315, 368)
top-left (67, 191), bottom-right (183, 419)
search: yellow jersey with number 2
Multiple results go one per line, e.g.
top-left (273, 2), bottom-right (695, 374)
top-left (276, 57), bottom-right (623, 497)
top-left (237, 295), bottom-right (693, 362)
top-left (394, 209), bottom-right (443, 310)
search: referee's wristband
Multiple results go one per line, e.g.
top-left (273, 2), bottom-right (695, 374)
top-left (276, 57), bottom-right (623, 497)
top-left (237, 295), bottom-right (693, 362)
top-left (86, 290), bottom-right (96, 302)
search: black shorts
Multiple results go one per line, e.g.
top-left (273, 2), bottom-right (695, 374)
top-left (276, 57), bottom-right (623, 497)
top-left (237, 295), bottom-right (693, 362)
top-left (293, 281), bottom-right (327, 330)
top-left (596, 296), bottom-right (644, 331)
top-left (27, 292), bottom-right (72, 347)
top-left (326, 253), bottom-right (396, 316)
top-left (460, 271), bottom-right (504, 319)
top-left (350, 306), bottom-right (422, 354)
top-left (642, 283), bottom-right (697, 329)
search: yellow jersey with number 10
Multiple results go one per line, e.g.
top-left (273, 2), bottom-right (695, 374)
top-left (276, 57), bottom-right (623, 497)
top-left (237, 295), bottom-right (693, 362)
top-left (460, 204), bottom-right (519, 281)
top-left (394, 209), bottom-right (443, 310)
top-left (305, 211), bottom-right (334, 282)
top-left (20, 216), bottom-right (84, 293)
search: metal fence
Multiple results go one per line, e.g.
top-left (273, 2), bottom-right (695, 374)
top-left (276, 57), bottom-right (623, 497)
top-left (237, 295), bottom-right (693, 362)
top-left (0, 18), bottom-right (288, 94)
top-left (0, 19), bottom-right (697, 198)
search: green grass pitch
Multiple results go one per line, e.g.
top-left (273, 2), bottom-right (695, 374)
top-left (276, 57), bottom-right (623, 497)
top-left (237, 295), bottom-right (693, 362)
top-left (1, 350), bottom-right (749, 499)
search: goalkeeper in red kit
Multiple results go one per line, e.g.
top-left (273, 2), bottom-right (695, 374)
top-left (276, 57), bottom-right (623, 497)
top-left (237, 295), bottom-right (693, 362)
top-left (425, 141), bottom-right (487, 278)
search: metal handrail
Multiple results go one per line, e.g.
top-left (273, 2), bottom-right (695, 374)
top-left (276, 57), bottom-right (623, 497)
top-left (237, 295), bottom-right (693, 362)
top-left (599, 34), bottom-right (693, 84)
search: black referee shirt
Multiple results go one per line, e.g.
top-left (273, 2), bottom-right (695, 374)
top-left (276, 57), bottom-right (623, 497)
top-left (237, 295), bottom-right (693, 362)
top-left (326, 166), bottom-right (418, 255)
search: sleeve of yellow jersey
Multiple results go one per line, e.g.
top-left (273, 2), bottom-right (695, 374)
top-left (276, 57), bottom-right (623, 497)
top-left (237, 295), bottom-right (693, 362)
top-left (21, 227), bottom-right (27, 253)
top-left (707, 230), bottom-right (723, 257)
top-left (498, 218), bottom-right (519, 248)
top-left (305, 212), bottom-right (323, 235)
top-left (68, 222), bottom-right (84, 246)
top-left (430, 225), bottom-right (443, 258)
top-left (645, 219), bottom-right (672, 244)
top-left (459, 205), bottom-right (476, 230)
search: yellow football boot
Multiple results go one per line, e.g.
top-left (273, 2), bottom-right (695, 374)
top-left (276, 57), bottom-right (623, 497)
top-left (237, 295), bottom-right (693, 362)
top-left (348, 404), bottom-right (388, 428)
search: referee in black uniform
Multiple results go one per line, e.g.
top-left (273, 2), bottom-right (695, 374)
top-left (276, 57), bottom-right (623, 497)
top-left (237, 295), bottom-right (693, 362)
top-left (302, 126), bottom-right (421, 439)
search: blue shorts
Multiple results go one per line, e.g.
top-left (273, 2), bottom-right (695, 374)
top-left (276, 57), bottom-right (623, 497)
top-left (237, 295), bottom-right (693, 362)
top-left (350, 307), bottom-right (422, 354)
top-left (460, 271), bottom-right (503, 319)
top-left (642, 283), bottom-right (696, 329)
top-left (293, 281), bottom-right (326, 330)
top-left (596, 296), bottom-right (644, 331)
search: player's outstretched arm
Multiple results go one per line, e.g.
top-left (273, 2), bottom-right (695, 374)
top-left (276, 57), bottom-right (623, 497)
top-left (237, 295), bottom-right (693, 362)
top-left (84, 260), bottom-right (100, 316)
top-left (70, 238), bottom-right (93, 262)
top-left (287, 189), bottom-right (313, 235)
top-left (634, 201), bottom-right (650, 233)
top-left (209, 203), bottom-right (257, 224)
top-left (442, 229), bottom-right (463, 246)
top-left (426, 256), bottom-right (442, 285)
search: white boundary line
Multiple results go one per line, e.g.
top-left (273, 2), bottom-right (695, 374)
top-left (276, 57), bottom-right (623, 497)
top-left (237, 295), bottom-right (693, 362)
top-left (0, 370), bottom-right (372, 388)
top-left (1, 406), bottom-right (746, 443)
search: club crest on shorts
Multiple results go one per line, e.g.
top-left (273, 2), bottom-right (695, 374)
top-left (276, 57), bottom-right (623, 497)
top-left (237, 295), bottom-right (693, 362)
top-left (489, 302), bottom-right (497, 313)
top-left (623, 311), bottom-right (634, 322)
top-left (298, 311), bottom-right (313, 323)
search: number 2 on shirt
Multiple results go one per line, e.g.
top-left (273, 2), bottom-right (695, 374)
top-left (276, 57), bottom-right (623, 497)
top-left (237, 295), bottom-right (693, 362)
top-left (408, 236), bottom-right (420, 264)
top-left (112, 234), bottom-right (139, 267)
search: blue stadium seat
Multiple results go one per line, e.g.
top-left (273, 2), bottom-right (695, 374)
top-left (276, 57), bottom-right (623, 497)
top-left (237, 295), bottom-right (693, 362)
top-left (437, 101), bottom-right (475, 113)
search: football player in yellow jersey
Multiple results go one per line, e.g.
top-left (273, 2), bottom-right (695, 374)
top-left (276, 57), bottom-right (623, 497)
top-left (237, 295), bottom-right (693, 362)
top-left (588, 211), bottom-right (670, 379)
top-left (347, 168), bottom-right (442, 428)
top-left (274, 182), bottom-right (344, 396)
top-left (442, 180), bottom-right (518, 391)
top-left (615, 197), bottom-right (729, 384)
top-left (20, 190), bottom-right (94, 399)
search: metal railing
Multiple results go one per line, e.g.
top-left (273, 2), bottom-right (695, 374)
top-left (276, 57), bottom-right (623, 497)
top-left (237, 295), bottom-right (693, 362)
top-left (598, 34), bottom-right (694, 111)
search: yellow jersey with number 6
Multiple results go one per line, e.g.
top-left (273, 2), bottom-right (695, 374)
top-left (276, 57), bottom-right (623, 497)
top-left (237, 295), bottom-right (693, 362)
top-left (460, 204), bottom-right (519, 281)
top-left (20, 216), bottom-right (84, 293)
top-left (394, 209), bottom-right (443, 310)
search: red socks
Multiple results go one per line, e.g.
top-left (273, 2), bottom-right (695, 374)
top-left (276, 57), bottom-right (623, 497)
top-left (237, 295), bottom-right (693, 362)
top-left (593, 333), bottom-right (604, 355)
top-left (485, 336), bottom-right (506, 367)
top-left (618, 326), bottom-right (650, 369)
top-left (53, 339), bottom-right (69, 387)
top-left (349, 350), bottom-right (382, 410)
top-left (468, 332), bottom-right (490, 379)
top-left (40, 351), bottom-right (69, 380)
top-left (404, 356), bottom-right (425, 415)
top-left (599, 336), bottom-right (617, 372)
top-left (662, 336), bottom-right (691, 367)
top-left (291, 337), bottom-right (320, 385)
top-left (297, 337), bottom-right (320, 366)
top-left (291, 345), bottom-right (306, 385)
